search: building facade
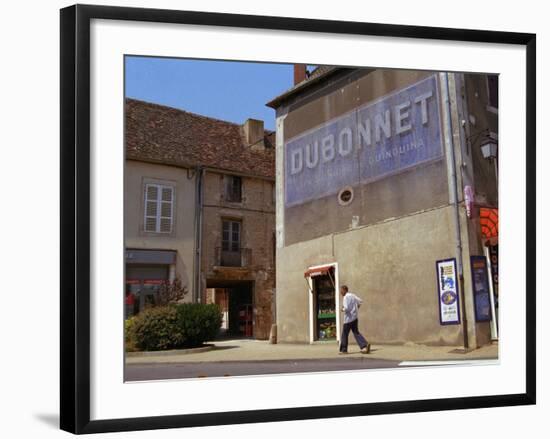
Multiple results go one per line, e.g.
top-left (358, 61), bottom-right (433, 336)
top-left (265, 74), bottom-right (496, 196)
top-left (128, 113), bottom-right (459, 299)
top-left (267, 66), bottom-right (498, 348)
top-left (125, 99), bottom-right (276, 339)
top-left (125, 159), bottom-right (197, 313)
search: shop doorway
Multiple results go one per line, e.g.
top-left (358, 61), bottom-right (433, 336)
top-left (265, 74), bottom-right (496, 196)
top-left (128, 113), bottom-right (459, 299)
top-left (206, 280), bottom-right (254, 338)
top-left (313, 273), bottom-right (337, 340)
top-left (125, 264), bottom-right (169, 316)
top-left (304, 263), bottom-right (340, 344)
top-left (205, 288), bottom-right (230, 333)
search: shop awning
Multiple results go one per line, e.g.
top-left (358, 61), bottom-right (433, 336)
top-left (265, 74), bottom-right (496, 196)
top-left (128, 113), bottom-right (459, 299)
top-left (304, 265), bottom-right (333, 278)
top-left (480, 207), bottom-right (499, 242)
top-left (125, 249), bottom-right (177, 264)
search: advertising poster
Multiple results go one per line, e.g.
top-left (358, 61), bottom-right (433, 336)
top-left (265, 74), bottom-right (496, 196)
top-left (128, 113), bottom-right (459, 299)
top-left (471, 256), bottom-right (492, 322)
top-left (284, 75), bottom-right (443, 207)
top-left (436, 258), bottom-right (461, 325)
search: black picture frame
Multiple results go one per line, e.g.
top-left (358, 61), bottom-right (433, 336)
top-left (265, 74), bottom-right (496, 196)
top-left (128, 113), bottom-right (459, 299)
top-left (60, 4), bottom-right (536, 434)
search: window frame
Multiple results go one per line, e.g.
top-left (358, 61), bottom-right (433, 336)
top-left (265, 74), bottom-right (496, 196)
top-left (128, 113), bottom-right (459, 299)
top-left (224, 174), bottom-right (243, 203)
top-left (221, 218), bottom-right (242, 252)
top-left (143, 183), bottom-right (175, 234)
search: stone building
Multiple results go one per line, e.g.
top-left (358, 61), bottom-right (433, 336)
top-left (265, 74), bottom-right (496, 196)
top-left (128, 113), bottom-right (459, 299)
top-left (267, 66), bottom-right (498, 349)
top-left (124, 98), bottom-right (276, 339)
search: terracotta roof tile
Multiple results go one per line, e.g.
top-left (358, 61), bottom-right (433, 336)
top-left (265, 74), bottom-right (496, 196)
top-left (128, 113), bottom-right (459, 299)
top-left (266, 65), bottom-right (339, 108)
top-left (125, 98), bottom-right (275, 179)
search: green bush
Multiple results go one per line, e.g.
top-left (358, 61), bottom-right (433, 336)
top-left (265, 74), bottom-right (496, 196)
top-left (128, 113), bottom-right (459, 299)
top-left (125, 316), bottom-right (136, 341)
top-left (127, 304), bottom-right (222, 351)
top-left (130, 306), bottom-right (179, 351)
top-left (124, 316), bottom-right (138, 351)
top-left (173, 303), bottom-right (223, 348)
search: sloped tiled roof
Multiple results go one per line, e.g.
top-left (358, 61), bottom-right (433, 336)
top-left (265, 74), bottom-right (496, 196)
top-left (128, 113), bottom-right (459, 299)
top-left (266, 65), bottom-right (340, 109)
top-left (125, 98), bottom-right (275, 179)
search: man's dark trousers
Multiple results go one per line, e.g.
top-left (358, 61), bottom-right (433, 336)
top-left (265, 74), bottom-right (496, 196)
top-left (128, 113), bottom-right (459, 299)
top-left (340, 319), bottom-right (368, 352)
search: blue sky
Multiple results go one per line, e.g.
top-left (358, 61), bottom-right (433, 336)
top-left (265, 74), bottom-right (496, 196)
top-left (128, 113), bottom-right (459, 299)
top-left (125, 56), bottom-right (296, 131)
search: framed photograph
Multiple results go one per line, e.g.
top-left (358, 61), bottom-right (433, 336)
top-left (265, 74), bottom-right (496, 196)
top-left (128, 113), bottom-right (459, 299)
top-left (60, 4), bottom-right (536, 434)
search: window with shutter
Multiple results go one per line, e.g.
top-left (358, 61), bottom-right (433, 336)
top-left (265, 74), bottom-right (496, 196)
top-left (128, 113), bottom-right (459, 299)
top-left (224, 175), bottom-right (242, 202)
top-left (144, 183), bottom-right (174, 233)
top-left (222, 220), bottom-right (241, 251)
top-left (220, 219), bottom-right (242, 266)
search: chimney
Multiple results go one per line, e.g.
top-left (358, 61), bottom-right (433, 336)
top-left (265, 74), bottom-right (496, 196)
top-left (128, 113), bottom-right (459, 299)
top-left (243, 119), bottom-right (265, 151)
top-left (293, 64), bottom-right (307, 85)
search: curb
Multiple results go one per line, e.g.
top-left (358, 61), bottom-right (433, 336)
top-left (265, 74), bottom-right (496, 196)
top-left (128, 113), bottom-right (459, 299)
top-left (126, 344), bottom-right (215, 357)
top-left (125, 352), bottom-right (499, 364)
top-left (127, 356), bottom-right (402, 366)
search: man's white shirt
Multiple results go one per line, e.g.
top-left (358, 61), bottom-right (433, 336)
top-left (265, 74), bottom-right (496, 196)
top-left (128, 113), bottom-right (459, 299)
top-left (342, 292), bottom-right (362, 324)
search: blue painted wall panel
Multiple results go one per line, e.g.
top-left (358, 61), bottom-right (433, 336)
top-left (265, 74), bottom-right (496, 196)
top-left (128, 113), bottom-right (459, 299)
top-left (284, 75), bottom-right (443, 207)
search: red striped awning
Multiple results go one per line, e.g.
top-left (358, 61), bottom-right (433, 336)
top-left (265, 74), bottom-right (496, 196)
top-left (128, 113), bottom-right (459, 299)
top-left (304, 265), bottom-right (333, 278)
top-left (480, 207), bottom-right (498, 242)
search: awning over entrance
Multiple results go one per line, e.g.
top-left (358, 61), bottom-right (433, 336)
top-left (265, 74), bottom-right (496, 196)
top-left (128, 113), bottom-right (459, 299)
top-left (304, 265), bottom-right (333, 278)
top-left (480, 208), bottom-right (498, 242)
top-left (125, 249), bottom-right (177, 265)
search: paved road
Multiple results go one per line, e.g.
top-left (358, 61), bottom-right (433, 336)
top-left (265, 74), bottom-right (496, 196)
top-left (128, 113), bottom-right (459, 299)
top-left (125, 357), bottom-right (401, 381)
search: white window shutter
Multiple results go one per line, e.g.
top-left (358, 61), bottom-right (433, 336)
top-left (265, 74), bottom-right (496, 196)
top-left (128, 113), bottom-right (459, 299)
top-left (159, 187), bottom-right (173, 233)
top-left (144, 184), bottom-right (158, 232)
top-left (161, 187), bottom-right (172, 202)
top-left (144, 184), bottom-right (174, 233)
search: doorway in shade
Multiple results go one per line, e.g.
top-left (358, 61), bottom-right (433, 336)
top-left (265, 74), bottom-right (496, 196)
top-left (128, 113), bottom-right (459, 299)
top-left (206, 280), bottom-right (254, 338)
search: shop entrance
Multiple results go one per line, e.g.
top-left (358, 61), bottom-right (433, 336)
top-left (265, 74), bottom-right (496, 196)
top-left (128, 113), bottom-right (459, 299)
top-left (313, 273), bottom-right (337, 340)
top-left (305, 264), bottom-right (340, 343)
top-left (125, 264), bottom-right (169, 317)
top-left (206, 280), bottom-right (254, 338)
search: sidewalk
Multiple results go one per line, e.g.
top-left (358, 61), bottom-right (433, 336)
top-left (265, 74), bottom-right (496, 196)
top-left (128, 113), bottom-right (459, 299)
top-left (125, 338), bottom-right (498, 365)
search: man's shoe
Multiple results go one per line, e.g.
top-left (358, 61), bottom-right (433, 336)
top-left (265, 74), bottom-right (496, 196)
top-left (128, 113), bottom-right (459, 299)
top-left (339, 351), bottom-right (348, 355)
top-left (361, 343), bottom-right (371, 354)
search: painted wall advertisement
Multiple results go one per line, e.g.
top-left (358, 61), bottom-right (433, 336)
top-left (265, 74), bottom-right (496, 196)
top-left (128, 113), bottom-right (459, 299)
top-left (284, 74), bottom-right (443, 207)
top-left (470, 256), bottom-right (492, 322)
top-left (436, 258), bottom-right (461, 325)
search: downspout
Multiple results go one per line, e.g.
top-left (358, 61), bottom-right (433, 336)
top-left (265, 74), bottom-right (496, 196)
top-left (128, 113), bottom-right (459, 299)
top-left (194, 167), bottom-right (204, 303)
top-left (441, 72), bottom-right (468, 349)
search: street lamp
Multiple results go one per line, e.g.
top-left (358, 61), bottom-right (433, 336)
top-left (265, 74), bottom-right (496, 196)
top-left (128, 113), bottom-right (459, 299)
top-left (480, 138), bottom-right (498, 160)
top-left (480, 137), bottom-right (498, 182)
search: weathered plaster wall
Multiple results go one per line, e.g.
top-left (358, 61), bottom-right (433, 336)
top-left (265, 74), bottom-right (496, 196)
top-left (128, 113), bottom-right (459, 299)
top-left (277, 206), bottom-right (464, 345)
top-left (282, 69), bottom-right (449, 246)
top-left (125, 160), bottom-right (196, 296)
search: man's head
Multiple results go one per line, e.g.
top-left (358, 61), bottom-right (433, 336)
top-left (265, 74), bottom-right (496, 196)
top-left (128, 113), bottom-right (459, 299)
top-left (340, 285), bottom-right (349, 296)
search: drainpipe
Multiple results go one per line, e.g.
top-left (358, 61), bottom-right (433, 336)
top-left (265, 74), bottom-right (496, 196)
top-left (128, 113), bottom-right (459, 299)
top-left (194, 167), bottom-right (204, 303)
top-left (441, 72), bottom-right (468, 349)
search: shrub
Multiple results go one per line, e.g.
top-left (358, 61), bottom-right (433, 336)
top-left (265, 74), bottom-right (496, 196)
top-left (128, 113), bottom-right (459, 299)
top-left (127, 303), bottom-right (222, 351)
top-left (156, 276), bottom-right (189, 306)
top-left (130, 306), bottom-right (180, 351)
top-left (124, 316), bottom-right (138, 352)
top-left (173, 303), bottom-right (223, 348)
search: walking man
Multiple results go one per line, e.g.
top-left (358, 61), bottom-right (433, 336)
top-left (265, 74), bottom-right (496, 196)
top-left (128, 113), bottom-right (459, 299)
top-left (339, 285), bottom-right (371, 354)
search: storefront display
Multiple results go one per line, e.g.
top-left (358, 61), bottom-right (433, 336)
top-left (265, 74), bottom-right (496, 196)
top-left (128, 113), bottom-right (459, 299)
top-left (314, 275), bottom-right (336, 340)
top-left (125, 264), bottom-right (169, 315)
